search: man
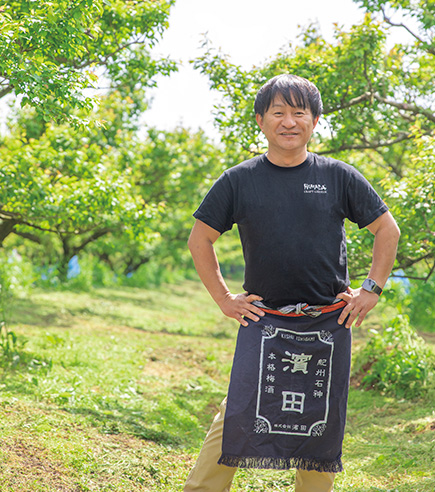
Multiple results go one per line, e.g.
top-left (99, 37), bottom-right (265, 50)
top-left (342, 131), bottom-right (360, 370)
top-left (184, 74), bottom-right (400, 492)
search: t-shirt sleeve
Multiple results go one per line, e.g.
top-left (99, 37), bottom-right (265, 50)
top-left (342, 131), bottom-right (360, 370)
top-left (193, 172), bottom-right (235, 234)
top-left (344, 167), bottom-right (389, 229)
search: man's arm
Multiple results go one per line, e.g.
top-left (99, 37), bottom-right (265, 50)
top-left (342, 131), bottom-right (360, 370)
top-left (337, 211), bottom-right (400, 329)
top-left (188, 219), bottom-right (265, 327)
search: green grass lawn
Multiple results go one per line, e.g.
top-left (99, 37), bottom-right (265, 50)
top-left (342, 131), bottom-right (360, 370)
top-left (0, 280), bottom-right (434, 491)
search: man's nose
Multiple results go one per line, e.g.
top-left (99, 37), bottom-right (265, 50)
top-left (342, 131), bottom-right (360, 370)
top-left (282, 113), bottom-right (296, 127)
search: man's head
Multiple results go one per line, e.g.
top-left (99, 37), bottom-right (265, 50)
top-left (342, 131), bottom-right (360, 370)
top-left (254, 74), bottom-right (323, 121)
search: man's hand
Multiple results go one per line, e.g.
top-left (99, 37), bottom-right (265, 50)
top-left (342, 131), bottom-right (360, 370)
top-left (336, 287), bottom-right (379, 329)
top-left (218, 292), bottom-right (265, 327)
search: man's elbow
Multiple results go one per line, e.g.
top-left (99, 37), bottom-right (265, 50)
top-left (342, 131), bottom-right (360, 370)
top-left (188, 220), bottom-right (220, 254)
top-left (187, 231), bottom-right (196, 254)
top-left (390, 219), bottom-right (401, 243)
top-left (187, 229), bottom-right (206, 256)
top-left (395, 223), bottom-right (401, 241)
top-left (375, 212), bottom-right (400, 243)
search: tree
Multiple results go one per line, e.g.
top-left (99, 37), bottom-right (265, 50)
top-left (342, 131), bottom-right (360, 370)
top-left (0, 0), bottom-right (179, 278)
top-left (68, 126), bottom-right (236, 278)
top-left (0, 92), bottom-right (156, 278)
top-left (0, 0), bottom-right (176, 123)
top-left (2, 93), bottom-right (232, 280)
top-left (193, 2), bottom-right (435, 279)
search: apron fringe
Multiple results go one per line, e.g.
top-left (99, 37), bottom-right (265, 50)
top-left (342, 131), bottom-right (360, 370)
top-left (218, 454), bottom-right (343, 472)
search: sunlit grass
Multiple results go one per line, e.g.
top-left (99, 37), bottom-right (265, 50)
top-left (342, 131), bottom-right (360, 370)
top-left (0, 280), bottom-right (434, 490)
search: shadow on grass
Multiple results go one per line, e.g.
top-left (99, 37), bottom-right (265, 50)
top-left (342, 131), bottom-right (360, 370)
top-left (9, 290), bottom-right (160, 328)
top-left (86, 288), bottom-right (163, 308)
top-left (59, 384), bottom-right (221, 449)
top-left (9, 297), bottom-right (74, 328)
top-left (1, 349), bottom-right (54, 398)
top-left (10, 295), bottom-right (233, 340)
top-left (65, 405), bottom-right (184, 447)
top-left (1, 353), bottom-right (221, 450)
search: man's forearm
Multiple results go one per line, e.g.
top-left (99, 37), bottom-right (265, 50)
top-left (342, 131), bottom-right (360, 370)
top-left (188, 220), bottom-right (265, 326)
top-left (367, 211), bottom-right (401, 288)
top-left (367, 228), bottom-right (399, 288)
top-left (338, 211), bottom-right (400, 328)
top-left (188, 234), bottom-right (231, 307)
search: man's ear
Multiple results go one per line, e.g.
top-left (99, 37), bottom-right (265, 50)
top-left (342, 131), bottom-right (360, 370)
top-left (312, 116), bottom-right (320, 130)
top-left (255, 113), bottom-right (263, 130)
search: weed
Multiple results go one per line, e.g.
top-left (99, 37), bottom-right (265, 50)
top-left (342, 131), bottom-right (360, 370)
top-left (352, 315), bottom-right (435, 399)
top-left (0, 262), bottom-right (28, 366)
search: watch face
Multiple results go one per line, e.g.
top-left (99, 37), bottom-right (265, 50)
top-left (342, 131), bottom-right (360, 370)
top-left (364, 279), bottom-right (375, 290)
top-left (362, 279), bottom-right (382, 294)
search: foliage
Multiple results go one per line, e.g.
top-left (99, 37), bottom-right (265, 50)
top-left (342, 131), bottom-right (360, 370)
top-left (0, 94), bottom-right (157, 279)
top-left (89, 126), bottom-right (232, 276)
top-left (353, 314), bottom-right (435, 398)
top-left (0, 0), bottom-right (176, 125)
top-left (380, 128), bottom-right (435, 281)
top-left (405, 274), bottom-right (435, 332)
top-left (355, 0), bottom-right (435, 55)
top-left (0, 113), bottom-right (229, 280)
top-left (193, 1), bottom-right (435, 279)
top-left (0, 0), bottom-right (185, 282)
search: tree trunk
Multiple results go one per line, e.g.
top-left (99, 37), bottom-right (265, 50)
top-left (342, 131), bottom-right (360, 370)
top-left (0, 219), bottom-right (18, 246)
top-left (123, 256), bottom-right (150, 275)
top-left (58, 236), bottom-right (73, 283)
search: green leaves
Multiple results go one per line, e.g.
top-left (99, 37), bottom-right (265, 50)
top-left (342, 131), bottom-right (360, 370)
top-left (380, 127), bottom-right (435, 277)
top-left (0, 0), bottom-right (176, 125)
top-left (352, 315), bottom-right (435, 399)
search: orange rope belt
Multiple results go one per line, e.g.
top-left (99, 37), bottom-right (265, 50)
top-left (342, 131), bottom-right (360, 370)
top-left (252, 299), bottom-right (347, 318)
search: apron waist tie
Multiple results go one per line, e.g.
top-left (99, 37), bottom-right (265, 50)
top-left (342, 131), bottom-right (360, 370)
top-left (252, 298), bottom-right (347, 318)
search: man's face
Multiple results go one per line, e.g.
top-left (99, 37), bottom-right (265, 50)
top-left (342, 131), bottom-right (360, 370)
top-left (255, 95), bottom-right (319, 158)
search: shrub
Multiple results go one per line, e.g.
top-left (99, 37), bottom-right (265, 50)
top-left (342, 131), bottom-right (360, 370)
top-left (407, 275), bottom-right (435, 333)
top-left (352, 315), bottom-right (435, 399)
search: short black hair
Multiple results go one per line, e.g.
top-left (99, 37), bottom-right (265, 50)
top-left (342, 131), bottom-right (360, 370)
top-left (254, 74), bottom-right (323, 119)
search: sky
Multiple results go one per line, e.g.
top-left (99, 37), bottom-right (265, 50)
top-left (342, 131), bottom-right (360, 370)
top-left (143, 0), bottom-right (366, 135)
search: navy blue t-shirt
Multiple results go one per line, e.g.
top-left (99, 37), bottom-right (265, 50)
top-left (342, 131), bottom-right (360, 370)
top-left (193, 152), bottom-right (388, 307)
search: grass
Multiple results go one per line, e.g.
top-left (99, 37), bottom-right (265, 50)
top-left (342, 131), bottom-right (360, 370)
top-left (0, 279), bottom-right (434, 491)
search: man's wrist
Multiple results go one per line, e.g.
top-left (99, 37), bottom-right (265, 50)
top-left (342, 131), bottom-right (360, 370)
top-left (361, 278), bottom-right (383, 295)
top-left (215, 290), bottom-right (233, 306)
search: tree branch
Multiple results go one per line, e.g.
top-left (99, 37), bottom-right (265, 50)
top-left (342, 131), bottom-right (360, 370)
top-left (324, 92), bottom-right (372, 114)
top-left (373, 148), bottom-right (404, 178)
top-left (73, 227), bottom-right (112, 253)
top-left (317, 133), bottom-right (412, 155)
top-left (381, 7), bottom-right (435, 56)
top-left (57, 227), bottom-right (113, 258)
top-left (373, 94), bottom-right (435, 123)
top-left (0, 219), bottom-right (18, 246)
top-left (0, 85), bottom-right (13, 99)
top-left (13, 230), bottom-right (42, 244)
top-left (388, 274), bottom-right (431, 281)
top-left (124, 255), bottom-right (150, 275)
top-left (0, 208), bottom-right (113, 236)
top-left (396, 252), bottom-right (434, 271)
top-left (57, 36), bottom-right (148, 72)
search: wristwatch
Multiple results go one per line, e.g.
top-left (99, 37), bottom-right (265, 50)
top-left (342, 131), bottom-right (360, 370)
top-left (362, 278), bottom-right (383, 295)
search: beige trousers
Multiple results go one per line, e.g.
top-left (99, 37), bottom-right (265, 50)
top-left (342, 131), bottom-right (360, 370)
top-left (184, 398), bottom-right (335, 492)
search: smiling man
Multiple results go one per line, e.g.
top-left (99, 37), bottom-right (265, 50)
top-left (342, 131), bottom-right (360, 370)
top-left (184, 74), bottom-right (400, 492)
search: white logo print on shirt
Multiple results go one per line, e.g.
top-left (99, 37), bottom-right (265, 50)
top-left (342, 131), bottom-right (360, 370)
top-left (304, 183), bottom-right (328, 194)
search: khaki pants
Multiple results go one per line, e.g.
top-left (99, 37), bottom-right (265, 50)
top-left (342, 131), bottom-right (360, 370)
top-left (184, 398), bottom-right (335, 492)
